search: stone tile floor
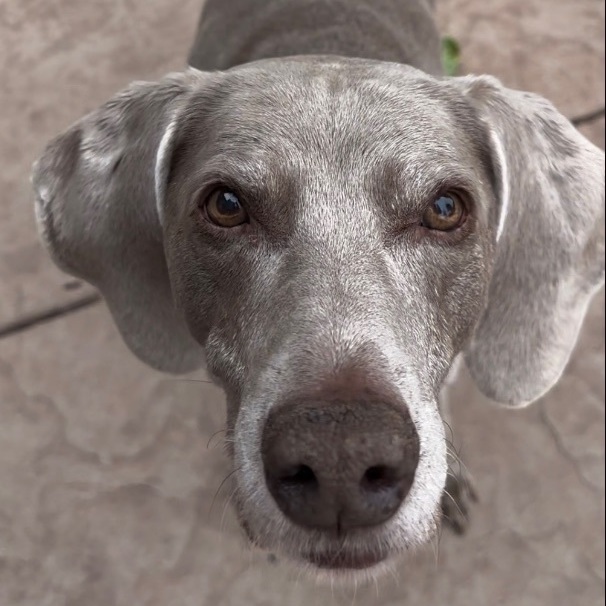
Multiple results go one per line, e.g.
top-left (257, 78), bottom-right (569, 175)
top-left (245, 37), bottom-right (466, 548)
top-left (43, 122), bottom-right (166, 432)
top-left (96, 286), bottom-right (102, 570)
top-left (0, 1), bottom-right (603, 604)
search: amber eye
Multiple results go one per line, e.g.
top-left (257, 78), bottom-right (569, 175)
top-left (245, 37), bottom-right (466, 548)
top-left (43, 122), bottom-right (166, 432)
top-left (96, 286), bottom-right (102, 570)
top-left (204, 188), bottom-right (248, 227)
top-left (421, 192), bottom-right (466, 231)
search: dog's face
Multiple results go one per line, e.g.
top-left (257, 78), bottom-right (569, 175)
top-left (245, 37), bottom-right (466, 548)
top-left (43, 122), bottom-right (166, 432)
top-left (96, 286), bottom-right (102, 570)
top-left (32, 58), bottom-right (604, 579)
top-left (162, 60), bottom-right (495, 572)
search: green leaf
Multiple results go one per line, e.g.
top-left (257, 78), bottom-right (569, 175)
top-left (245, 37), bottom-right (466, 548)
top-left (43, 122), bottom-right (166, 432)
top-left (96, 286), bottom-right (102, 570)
top-left (441, 36), bottom-right (461, 77)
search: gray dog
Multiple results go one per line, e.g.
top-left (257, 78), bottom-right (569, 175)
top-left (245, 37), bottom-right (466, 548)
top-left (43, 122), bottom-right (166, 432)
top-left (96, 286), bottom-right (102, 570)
top-left (31, 0), bottom-right (604, 581)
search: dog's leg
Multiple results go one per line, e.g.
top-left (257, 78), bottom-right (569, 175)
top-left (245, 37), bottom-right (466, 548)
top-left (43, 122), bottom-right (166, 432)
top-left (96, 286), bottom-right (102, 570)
top-left (439, 357), bottom-right (478, 534)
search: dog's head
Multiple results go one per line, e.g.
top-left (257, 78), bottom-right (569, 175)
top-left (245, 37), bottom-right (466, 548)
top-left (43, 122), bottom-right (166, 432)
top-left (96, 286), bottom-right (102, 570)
top-left (32, 58), bottom-right (604, 578)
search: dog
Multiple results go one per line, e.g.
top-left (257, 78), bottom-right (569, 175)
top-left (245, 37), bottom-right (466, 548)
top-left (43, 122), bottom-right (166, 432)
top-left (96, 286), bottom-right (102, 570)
top-left (31, 0), bottom-right (605, 581)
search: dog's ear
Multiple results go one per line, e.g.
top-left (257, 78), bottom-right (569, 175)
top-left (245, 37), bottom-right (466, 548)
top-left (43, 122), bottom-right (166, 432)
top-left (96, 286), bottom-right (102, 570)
top-left (32, 70), bottom-right (208, 373)
top-left (451, 75), bottom-right (604, 407)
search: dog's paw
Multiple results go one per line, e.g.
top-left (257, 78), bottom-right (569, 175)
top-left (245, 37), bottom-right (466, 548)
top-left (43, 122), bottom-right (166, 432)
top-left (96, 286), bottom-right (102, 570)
top-left (440, 466), bottom-right (478, 535)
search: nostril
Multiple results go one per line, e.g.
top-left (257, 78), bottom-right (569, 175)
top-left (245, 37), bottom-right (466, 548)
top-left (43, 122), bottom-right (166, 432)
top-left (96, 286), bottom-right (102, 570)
top-left (279, 464), bottom-right (317, 487)
top-left (361, 465), bottom-right (400, 492)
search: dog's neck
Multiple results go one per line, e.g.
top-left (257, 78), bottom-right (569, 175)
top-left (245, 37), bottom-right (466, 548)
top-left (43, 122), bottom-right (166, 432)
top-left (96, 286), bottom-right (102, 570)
top-left (188, 0), bottom-right (442, 75)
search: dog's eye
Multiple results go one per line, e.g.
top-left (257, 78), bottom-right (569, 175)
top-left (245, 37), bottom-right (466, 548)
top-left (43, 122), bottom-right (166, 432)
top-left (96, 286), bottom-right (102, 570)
top-left (421, 192), bottom-right (466, 231)
top-left (204, 188), bottom-right (248, 227)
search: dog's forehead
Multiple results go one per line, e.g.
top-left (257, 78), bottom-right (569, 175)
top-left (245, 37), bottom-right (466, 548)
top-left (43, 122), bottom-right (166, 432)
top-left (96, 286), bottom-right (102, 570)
top-left (174, 59), bottom-right (491, 216)
top-left (208, 59), bottom-right (467, 157)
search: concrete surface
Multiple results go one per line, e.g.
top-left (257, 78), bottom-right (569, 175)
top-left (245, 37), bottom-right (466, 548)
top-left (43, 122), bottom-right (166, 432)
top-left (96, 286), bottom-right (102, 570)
top-left (0, 1), bottom-right (604, 605)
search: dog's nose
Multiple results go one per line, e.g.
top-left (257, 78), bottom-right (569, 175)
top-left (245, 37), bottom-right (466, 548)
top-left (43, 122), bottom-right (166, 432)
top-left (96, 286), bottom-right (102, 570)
top-left (261, 395), bottom-right (419, 532)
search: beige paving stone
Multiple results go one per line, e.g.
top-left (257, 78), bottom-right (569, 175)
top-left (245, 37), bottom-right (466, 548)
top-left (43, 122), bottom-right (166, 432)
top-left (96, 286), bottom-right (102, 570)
top-left (436, 0), bottom-right (605, 118)
top-left (579, 117), bottom-right (606, 150)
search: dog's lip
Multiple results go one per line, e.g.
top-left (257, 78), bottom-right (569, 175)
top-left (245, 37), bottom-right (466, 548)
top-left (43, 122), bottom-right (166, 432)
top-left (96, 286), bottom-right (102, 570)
top-left (303, 549), bottom-right (387, 570)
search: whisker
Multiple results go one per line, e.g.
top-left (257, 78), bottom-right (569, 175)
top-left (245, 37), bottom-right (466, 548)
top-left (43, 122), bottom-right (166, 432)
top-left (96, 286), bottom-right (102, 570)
top-left (442, 418), bottom-right (456, 444)
top-left (445, 442), bottom-right (465, 471)
top-left (206, 427), bottom-right (227, 449)
top-left (429, 533), bottom-right (440, 568)
top-left (350, 575), bottom-right (358, 606)
top-left (162, 377), bottom-right (216, 385)
top-left (294, 563), bottom-right (305, 593)
top-left (442, 488), bottom-right (465, 519)
top-left (446, 445), bottom-right (473, 479)
top-left (444, 438), bottom-right (462, 458)
top-left (388, 565), bottom-right (400, 588)
top-left (220, 484), bottom-right (239, 532)
top-left (208, 467), bottom-right (240, 520)
top-left (454, 447), bottom-right (472, 477)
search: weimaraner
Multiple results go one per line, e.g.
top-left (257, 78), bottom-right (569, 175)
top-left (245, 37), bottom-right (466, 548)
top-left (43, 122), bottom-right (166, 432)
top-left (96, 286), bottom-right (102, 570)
top-left (31, 0), bottom-right (605, 581)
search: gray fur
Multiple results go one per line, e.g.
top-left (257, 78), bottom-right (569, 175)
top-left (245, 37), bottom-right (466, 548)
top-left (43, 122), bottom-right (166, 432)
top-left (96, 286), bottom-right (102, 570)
top-left (31, 0), bottom-right (605, 579)
top-left (188, 0), bottom-right (442, 74)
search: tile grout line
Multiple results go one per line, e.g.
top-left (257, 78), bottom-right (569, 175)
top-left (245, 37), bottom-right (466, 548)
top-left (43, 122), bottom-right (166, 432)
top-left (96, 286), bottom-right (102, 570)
top-left (570, 106), bottom-right (605, 127)
top-left (0, 293), bottom-right (102, 339)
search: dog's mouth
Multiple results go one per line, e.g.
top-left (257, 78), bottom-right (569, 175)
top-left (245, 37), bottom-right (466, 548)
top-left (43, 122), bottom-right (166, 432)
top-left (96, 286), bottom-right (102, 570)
top-left (240, 513), bottom-right (390, 572)
top-left (303, 548), bottom-right (388, 570)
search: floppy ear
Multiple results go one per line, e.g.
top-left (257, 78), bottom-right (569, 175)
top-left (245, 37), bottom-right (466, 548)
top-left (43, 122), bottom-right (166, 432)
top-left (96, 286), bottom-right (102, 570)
top-left (452, 75), bottom-right (605, 407)
top-left (32, 70), bottom-right (208, 373)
